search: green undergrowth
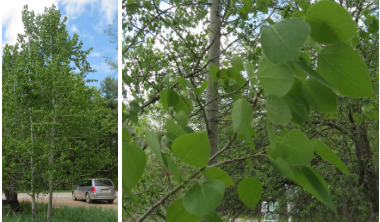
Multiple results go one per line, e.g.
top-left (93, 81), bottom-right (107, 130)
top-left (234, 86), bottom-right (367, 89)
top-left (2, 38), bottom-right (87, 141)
top-left (2, 201), bottom-right (117, 222)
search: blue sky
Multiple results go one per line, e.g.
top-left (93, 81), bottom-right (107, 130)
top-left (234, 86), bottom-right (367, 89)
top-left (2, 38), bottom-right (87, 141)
top-left (2, 0), bottom-right (118, 89)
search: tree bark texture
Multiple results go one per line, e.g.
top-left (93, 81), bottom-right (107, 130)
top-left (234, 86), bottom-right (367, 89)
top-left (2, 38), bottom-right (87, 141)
top-left (2, 188), bottom-right (23, 215)
top-left (206, 0), bottom-right (221, 165)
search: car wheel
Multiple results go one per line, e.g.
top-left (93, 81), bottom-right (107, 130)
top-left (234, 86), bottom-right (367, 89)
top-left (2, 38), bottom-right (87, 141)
top-left (86, 193), bottom-right (92, 203)
top-left (107, 200), bottom-right (114, 204)
top-left (72, 192), bottom-right (77, 201)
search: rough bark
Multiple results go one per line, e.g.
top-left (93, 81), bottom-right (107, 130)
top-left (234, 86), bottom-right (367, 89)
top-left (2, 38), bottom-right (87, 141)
top-left (348, 107), bottom-right (378, 215)
top-left (351, 127), bottom-right (379, 215)
top-left (2, 188), bottom-right (23, 215)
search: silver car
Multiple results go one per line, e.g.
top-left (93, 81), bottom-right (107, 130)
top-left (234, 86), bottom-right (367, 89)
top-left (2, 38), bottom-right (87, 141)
top-left (72, 178), bottom-right (116, 203)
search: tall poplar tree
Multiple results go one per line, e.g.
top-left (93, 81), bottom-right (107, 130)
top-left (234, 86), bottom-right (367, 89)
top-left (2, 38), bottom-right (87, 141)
top-left (3, 5), bottom-right (114, 221)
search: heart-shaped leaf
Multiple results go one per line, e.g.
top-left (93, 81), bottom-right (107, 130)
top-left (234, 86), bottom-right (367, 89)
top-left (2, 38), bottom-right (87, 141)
top-left (183, 180), bottom-right (225, 215)
top-left (238, 177), bottom-right (263, 209)
top-left (172, 133), bottom-right (210, 168)
top-left (261, 19), bottom-right (310, 64)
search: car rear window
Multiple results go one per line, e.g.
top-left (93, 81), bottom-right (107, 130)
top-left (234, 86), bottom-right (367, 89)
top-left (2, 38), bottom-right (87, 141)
top-left (95, 179), bottom-right (113, 186)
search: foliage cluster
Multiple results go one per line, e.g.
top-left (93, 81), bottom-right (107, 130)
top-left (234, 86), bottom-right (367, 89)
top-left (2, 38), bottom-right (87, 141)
top-left (123, 0), bottom-right (378, 221)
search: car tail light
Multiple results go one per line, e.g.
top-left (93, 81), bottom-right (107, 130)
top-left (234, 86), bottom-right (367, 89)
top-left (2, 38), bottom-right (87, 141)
top-left (92, 187), bottom-right (95, 193)
top-left (114, 187), bottom-right (116, 192)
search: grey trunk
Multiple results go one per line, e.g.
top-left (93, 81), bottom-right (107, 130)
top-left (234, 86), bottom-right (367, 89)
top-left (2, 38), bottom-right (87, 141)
top-left (47, 34), bottom-right (55, 222)
top-left (206, 0), bottom-right (221, 166)
top-left (203, 1), bottom-right (221, 221)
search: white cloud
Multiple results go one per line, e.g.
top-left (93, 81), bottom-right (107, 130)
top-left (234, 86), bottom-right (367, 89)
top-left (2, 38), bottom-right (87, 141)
top-left (81, 33), bottom-right (94, 41)
top-left (60, 0), bottom-right (97, 20)
top-left (92, 62), bottom-right (113, 73)
top-left (70, 25), bottom-right (80, 33)
top-left (2, 0), bottom-right (60, 46)
top-left (93, 0), bottom-right (117, 33)
top-left (99, 0), bottom-right (117, 25)
top-left (2, 0), bottom-right (116, 45)
top-left (93, 21), bottom-right (104, 33)
top-left (89, 52), bottom-right (101, 57)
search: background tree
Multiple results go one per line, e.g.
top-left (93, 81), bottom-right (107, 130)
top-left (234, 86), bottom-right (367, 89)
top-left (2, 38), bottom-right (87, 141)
top-left (2, 5), bottom-right (115, 221)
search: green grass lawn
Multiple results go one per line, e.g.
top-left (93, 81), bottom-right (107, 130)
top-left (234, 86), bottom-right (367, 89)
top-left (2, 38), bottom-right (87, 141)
top-left (3, 201), bottom-right (117, 222)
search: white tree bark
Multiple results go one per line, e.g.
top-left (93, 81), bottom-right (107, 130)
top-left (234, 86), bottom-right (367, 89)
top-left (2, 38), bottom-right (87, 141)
top-left (206, 0), bottom-right (221, 166)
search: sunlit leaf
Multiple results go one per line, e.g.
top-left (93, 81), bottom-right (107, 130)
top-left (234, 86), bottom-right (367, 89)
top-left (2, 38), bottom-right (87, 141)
top-left (172, 133), bottom-right (210, 168)
top-left (183, 180), bottom-right (225, 215)
top-left (261, 19), bottom-right (310, 64)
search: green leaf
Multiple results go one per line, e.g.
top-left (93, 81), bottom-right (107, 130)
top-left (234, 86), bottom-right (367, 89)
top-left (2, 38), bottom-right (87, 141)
top-left (122, 142), bottom-right (147, 199)
top-left (162, 74), bottom-right (173, 84)
top-left (231, 57), bottom-right (245, 74)
top-left (209, 65), bottom-right (220, 84)
top-left (167, 198), bottom-right (202, 222)
top-left (183, 180), bottom-right (225, 215)
top-left (248, 126), bottom-right (256, 135)
top-left (126, 3), bottom-right (138, 13)
top-left (122, 128), bottom-right (132, 140)
top-left (289, 61), bottom-right (335, 91)
top-left (276, 129), bottom-right (314, 166)
top-left (165, 119), bottom-right (186, 138)
top-left (128, 110), bottom-right (138, 124)
top-left (305, 1), bottom-right (357, 44)
top-left (232, 99), bottom-right (254, 134)
top-left (146, 131), bottom-right (165, 166)
top-left (143, 1), bottom-right (153, 10)
top-left (282, 94), bottom-right (310, 126)
top-left (246, 62), bottom-right (256, 86)
top-left (178, 79), bottom-right (186, 90)
top-left (268, 157), bottom-right (296, 182)
top-left (228, 83), bottom-right (242, 101)
top-left (242, 0), bottom-right (252, 13)
top-left (175, 110), bottom-right (188, 128)
top-left (163, 153), bottom-right (183, 183)
top-left (295, 166), bottom-right (337, 213)
top-left (173, 96), bottom-right (193, 115)
top-left (226, 67), bottom-right (236, 77)
top-left (238, 177), bottom-right (263, 209)
top-left (205, 212), bottom-right (223, 222)
top-left (160, 88), bottom-right (180, 110)
top-left (316, 43), bottom-right (373, 98)
top-left (266, 95), bottom-right (292, 125)
top-left (172, 133), bottom-right (210, 168)
top-left (234, 73), bottom-right (246, 88)
top-left (261, 19), bottom-right (310, 64)
top-left (202, 167), bottom-right (235, 186)
top-left (302, 78), bottom-right (337, 113)
top-left (257, 58), bottom-right (295, 97)
top-left (130, 100), bottom-right (140, 112)
top-left (312, 139), bottom-right (348, 174)
top-left (194, 81), bottom-right (209, 96)
top-left (184, 80), bottom-right (195, 89)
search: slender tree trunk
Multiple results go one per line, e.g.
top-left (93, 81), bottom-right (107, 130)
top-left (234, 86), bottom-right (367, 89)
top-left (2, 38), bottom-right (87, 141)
top-left (28, 32), bottom-right (36, 220)
top-left (352, 127), bottom-right (379, 215)
top-left (47, 34), bottom-right (55, 222)
top-left (30, 115), bottom-right (36, 220)
top-left (203, 1), bottom-right (221, 221)
top-left (206, 0), bottom-right (221, 165)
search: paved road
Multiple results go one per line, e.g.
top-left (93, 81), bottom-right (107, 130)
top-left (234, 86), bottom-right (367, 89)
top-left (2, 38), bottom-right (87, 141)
top-left (2, 192), bottom-right (118, 212)
top-left (2, 192), bottom-right (118, 199)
